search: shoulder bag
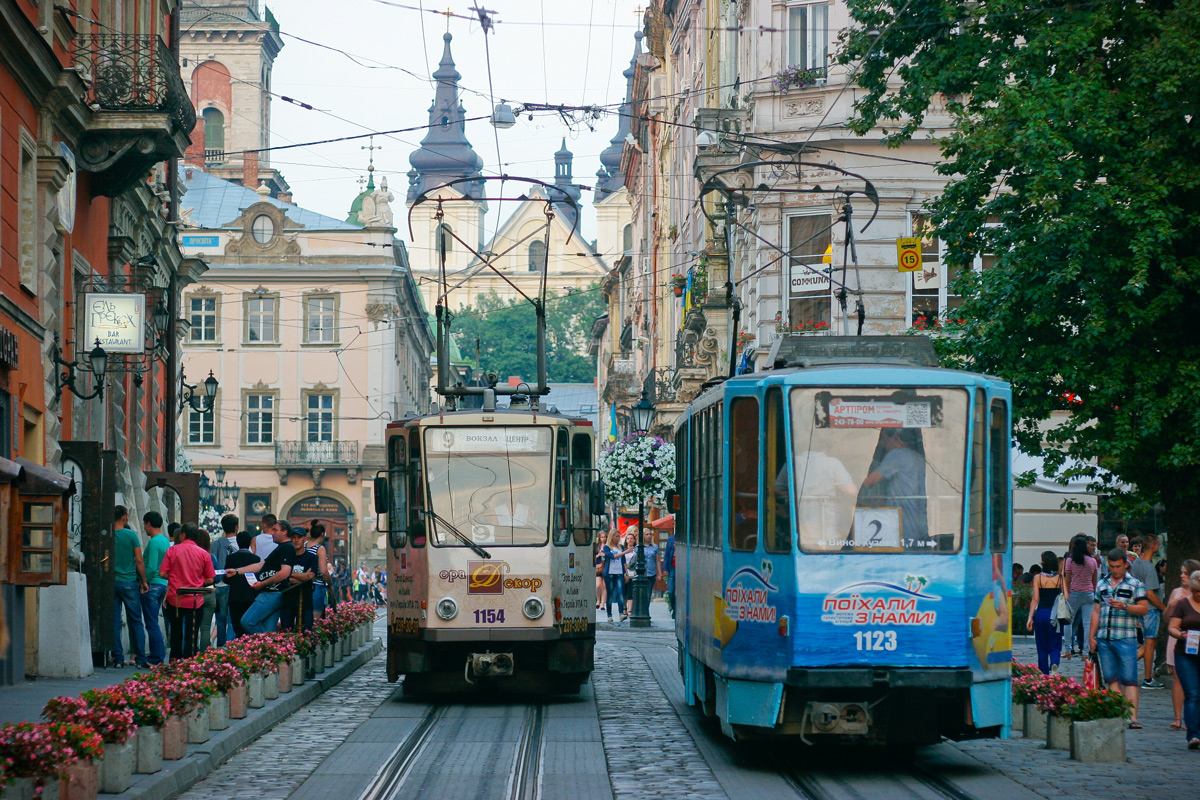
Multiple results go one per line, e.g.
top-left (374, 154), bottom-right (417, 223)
top-left (1054, 574), bottom-right (1073, 625)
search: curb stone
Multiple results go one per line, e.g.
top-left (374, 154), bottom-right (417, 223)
top-left (104, 637), bottom-right (382, 800)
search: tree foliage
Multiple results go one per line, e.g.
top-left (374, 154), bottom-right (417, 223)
top-left (449, 285), bottom-right (604, 383)
top-left (838, 2), bottom-right (1200, 556)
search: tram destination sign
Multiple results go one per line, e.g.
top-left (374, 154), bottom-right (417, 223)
top-left (428, 427), bottom-right (551, 453)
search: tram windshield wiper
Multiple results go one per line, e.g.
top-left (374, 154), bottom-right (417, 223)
top-left (425, 509), bottom-right (491, 559)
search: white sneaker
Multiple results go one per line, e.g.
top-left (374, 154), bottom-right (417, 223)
top-left (1050, 664), bottom-right (1060, 674)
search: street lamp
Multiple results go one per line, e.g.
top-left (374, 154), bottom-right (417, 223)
top-left (181, 369), bottom-right (218, 413)
top-left (345, 506), bottom-right (356, 575)
top-left (198, 469), bottom-right (239, 513)
top-left (629, 391), bottom-right (656, 628)
top-left (53, 338), bottom-right (110, 401)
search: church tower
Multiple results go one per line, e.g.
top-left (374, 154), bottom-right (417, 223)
top-left (180, 1), bottom-right (290, 199)
top-left (406, 32), bottom-right (487, 311)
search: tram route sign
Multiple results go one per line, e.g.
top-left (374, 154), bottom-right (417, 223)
top-left (896, 237), bottom-right (922, 273)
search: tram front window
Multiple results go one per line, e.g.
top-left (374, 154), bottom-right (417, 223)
top-left (788, 388), bottom-right (968, 554)
top-left (424, 427), bottom-right (553, 547)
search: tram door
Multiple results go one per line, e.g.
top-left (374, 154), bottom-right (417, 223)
top-left (721, 389), bottom-right (793, 681)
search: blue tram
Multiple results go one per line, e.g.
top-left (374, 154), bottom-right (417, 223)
top-left (674, 337), bottom-right (1013, 745)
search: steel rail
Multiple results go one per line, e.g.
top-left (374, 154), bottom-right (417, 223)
top-left (507, 702), bottom-right (546, 800)
top-left (356, 704), bottom-right (445, 800)
top-left (783, 763), bottom-right (982, 800)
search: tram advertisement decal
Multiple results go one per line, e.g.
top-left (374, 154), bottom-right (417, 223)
top-left (820, 576), bottom-right (940, 626)
top-left (720, 562), bottom-right (779, 624)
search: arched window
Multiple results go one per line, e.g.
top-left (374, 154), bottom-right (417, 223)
top-left (202, 108), bottom-right (225, 157)
top-left (622, 224), bottom-right (633, 254)
top-left (528, 240), bottom-right (547, 273)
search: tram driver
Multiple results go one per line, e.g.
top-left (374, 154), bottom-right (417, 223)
top-left (859, 427), bottom-right (930, 546)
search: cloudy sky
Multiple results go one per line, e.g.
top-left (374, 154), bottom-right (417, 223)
top-left (260, 0), bottom-right (645, 244)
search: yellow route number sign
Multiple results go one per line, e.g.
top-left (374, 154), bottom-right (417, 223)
top-left (896, 237), bottom-right (922, 273)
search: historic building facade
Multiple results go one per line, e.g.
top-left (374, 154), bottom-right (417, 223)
top-left (2, 1), bottom-right (200, 682)
top-left (177, 165), bottom-right (433, 570)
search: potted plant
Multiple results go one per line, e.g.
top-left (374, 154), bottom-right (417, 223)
top-left (117, 681), bottom-right (172, 772)
top-left (772, 64), bottom-right (825, 93)
top-left (1022, 673), bottom-right (1085, 749)
top-left (0, 721), bottom-right (99, 800)
top-left (44, 693), bottom-right (136, 795)
top-left (50, 724), bottom-right (104, 800)
top-left (1009, 662), bottom-right (1039, 732)
top-left (1061, 689), bottom-right (1132, 762)
top-left (598, 434), bottom-right (677, 510)
top-left (670, 274), bottom-right (686, 296)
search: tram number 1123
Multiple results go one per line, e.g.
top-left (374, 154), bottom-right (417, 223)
top-left (854, 630), bottom-right (898, 651)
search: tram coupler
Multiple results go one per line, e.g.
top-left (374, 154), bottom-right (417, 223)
top-left (470, 651), bottom-right (514, 678)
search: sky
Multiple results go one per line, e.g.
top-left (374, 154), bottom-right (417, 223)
top-left (259, 0), bottom-right (646, 245)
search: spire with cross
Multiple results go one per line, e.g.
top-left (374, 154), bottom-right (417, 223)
top-left (362, 136), bottom-right (381, 190)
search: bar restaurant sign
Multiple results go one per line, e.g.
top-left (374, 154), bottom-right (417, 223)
top-left (84, 293), bottom-right (145, 353)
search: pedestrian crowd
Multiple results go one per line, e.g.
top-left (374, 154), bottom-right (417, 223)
top-left (594, 524), bottom-right (674, 623)
top-left (109, 507), bottom-right (380, 668)
top-left (1020, 531), bottom-right (1200, 751)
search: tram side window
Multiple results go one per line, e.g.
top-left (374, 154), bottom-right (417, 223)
top-left (387, 435), bottom-right (408, 548)
top-left (989, 399), bottom-right (1010, 553)
top-left (409, 429), bottom-right (425, 546)
top-left (729, 397), bottom-right (760, 552)
top-left (763, 387), bottom-right (791, 554)
top-left (969, 389), bottom-right (986, 555)
top-left (696, 411), bottom-right (709, 548)
top-left (571, 433), bottom-right (593, 546)
top-left (712, 404), bottom-right (725, 549)
top-left (677, 422), bottom-right (689, 545)
top-left (553, 429), bottom-right (571, 545)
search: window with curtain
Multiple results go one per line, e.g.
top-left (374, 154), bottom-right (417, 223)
top-left (528, 240), bottom-right (547, 272)
top-left (787, 3), bottom-right (829, 72)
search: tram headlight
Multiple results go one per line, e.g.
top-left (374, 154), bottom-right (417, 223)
top-left (522, 596), bottom-right (545, 620)
top-left (435, 597), bottom-right (458, 620)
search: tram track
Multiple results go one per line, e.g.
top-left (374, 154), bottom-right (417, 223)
top-left (357, 695), bottom-right (547, 800)
top-left (783, 763), bottom-right (981, 800)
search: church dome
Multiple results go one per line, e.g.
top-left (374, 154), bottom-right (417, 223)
top-left (407, 33), bottom-right (484, 203)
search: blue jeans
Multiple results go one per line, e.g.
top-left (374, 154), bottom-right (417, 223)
top-left (1096, 637), bottom-right (1139, 687)
top-left (140, 584), bottom-right (167, 665)
top-left (604, 574), bottom-right (624, 617)
top-left (312, 584), bottom-right (328, 614)
top-left (240, 591), bottom-right (286, 634)
top-left (1032, 607), bottom-right (1063, 674)
top-left (1173, 651), bottom-right (1200, 742)
top-left (1068, 591), bottom-right (1094, 653)
top-left (113, 581), bottom-right (147, 666)
top-left (214, 585), bottom-right (231, 647)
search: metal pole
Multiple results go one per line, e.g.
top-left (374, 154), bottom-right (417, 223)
top-left (630, 496), bottom-right (651, 628)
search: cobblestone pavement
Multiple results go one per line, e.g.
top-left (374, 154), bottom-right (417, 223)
top-left (952, 636), bottom-right (1197, 800)
top-left (174, 654), bottom-right (394, 800)
top-left (593, 626), bottom-right (731, 800)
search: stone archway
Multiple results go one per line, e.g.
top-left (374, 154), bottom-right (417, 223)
top-left (281, 491), bottom-right (352, 568)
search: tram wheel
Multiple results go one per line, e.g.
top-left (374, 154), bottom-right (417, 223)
top-left (401, 673), bottom-right (431, 699)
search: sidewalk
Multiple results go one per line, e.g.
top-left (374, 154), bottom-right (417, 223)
top-left (0, 618), bottom-right (384, 800)
top-left (952, 635), bottom-right (1195, 800)
top-left (596, 596), bottom-right (677, 634)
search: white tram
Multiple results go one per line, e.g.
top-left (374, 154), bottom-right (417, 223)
top-left (374, 176), bottom-right (602, 695)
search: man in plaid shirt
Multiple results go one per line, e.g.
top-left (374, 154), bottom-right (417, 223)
top-left (1089, 548), bottom-right (1149, 728)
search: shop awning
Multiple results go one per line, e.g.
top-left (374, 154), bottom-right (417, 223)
top-left (15, 457), bottom-right (75, 497)
top-left (650, 514), bottom-right (675, 530)
top-left (0, 456), bottom-right (23, 484)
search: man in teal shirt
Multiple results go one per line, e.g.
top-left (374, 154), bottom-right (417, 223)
top-left (112, 505), bottom-right (148, 667)
top-left (141, 511), bottom-right (170, 665)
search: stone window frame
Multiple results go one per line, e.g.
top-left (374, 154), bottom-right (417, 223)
top-left (243, 386), bottom-right (278, 447)
top-left (243, 289), bottom-right (280, 345)
top-left (783, 210), bottom-right (834, 329)
top-left (302, 387), bottom-right (339, 443)
top-left (18, 127), bottom-right (37, 294)
top-left (187, 290), bottom-right (221, 343)
top-left (187, 394), bottom-right (220, 447)
top-left (784, 1), bottom-right (831, 75)
top-left (302, 290), bottom-right (339, 346)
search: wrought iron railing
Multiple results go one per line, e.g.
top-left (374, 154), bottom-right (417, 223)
top-left (644, 367), bottom-right (676, 404)
top-left (77, 34), bottom-right (197, 134)
top-left (204, 149), bottom-right (224, 163)
top-left (274, 440), bottom-right (360, 466)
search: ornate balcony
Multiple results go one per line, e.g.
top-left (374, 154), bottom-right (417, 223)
top-left (76, 34), bottom-right (197, 196)
top-left (274, 440), bottom-right (361, 489)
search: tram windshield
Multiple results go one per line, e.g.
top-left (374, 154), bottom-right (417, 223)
top-left (423, 426), bottom-right (552, 547)
top-left (787, 388), bottom-right (968, 554)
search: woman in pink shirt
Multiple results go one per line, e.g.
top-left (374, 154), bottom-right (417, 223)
top-left (1063, 534), bottom-right (1099, 658)
top-left (158, 523), bottom-right (215, 660)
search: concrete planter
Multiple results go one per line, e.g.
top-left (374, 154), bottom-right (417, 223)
top-left (161, 715), bottom-right (188, 760)
top-left (229, 683), bottom-right (248, 719)
top-left (99, 739), bottom-right (135, 794)
top-left (186, 705), bottom-right (210, 744)
top-left (1046, 715), bottom-right (1071, 750)
top-left (342, 634), bottom-right (351, 657)
top-left (264, 669), bottom-right (279, 700)
top-left (292, 656), bottom-right (304, 686)
top-left (1024, 705), bottom-right (1048, 740)
top-left (60, 759), bottom-right (98, 800)
top-left (304, 654), bottom-right (318, 681)
top-left (248, 672), bottom-right (266, 708)
top-left (208, 693), bottom-right (230, 731)
top-left (135, 726), bottom-right (162, 773)
top-left (324, 644), bottom-right (334, 669)
top-left (278, 660), bottom-right (292, 692)
top-left (334, 639), bottom-right (344, 662)
top-left (1071, 717), bottom-right (1126, 762)
top-left (7, 777), bottom-right (61, 800)
top-left (1011, 701), bottom-right (1024, 733)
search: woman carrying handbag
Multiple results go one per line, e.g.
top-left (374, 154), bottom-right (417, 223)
top-left (1027, 550), bottom-right (1068, 674)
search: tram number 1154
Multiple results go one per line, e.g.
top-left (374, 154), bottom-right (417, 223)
top-left (854, 630), bottom-right (898, 651)
top-left (474, 609), bottom-right (506, 624)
